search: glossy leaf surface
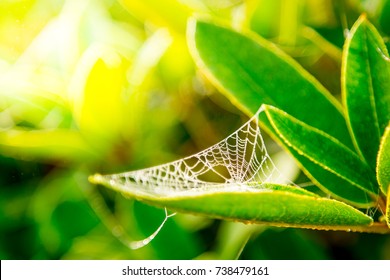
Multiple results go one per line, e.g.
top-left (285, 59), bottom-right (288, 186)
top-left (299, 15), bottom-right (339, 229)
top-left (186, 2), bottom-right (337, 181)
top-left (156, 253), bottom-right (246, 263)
top-left (188, 19), bottom-right (353, 148)
top-left (342, 15), bottom-right (390, 168)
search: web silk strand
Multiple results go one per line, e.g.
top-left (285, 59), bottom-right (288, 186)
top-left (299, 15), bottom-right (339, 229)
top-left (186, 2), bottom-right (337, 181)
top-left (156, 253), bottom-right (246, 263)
top-left (99, 106), bottom-right (292, 197)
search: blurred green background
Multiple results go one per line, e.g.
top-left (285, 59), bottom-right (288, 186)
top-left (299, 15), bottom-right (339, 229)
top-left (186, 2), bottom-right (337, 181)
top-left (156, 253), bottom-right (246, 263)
top-left (1, 0), bottom-right (390, 259)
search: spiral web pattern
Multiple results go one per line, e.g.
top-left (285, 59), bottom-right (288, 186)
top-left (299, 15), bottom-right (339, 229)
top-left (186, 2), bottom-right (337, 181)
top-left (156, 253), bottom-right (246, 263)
top-left (96, 107), bottom-right (287, 197)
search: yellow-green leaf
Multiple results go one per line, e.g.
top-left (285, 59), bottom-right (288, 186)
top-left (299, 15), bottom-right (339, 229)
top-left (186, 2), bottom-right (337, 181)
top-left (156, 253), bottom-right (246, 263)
top-left (386, 188), bottom-right (390, 228)
top-left (377, 123), bottom-right (390, 194)
top-left (121, 0), bottom-right (190, 34)
top-left (69, 46), bottom-right (128, 142)
top-left (0, 129), bottom-right (95, 162)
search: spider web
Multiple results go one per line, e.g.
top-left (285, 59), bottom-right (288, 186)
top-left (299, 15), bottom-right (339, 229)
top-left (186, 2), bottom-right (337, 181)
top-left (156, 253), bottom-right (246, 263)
top-left (96, 106), bottom-right (289, 197)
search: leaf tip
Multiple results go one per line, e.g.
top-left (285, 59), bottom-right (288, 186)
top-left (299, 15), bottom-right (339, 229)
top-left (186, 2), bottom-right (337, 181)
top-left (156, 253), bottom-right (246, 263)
top-left (88, 173), bottom-right (104, 185)
top-left (359, 13), bottom-right (367, 21)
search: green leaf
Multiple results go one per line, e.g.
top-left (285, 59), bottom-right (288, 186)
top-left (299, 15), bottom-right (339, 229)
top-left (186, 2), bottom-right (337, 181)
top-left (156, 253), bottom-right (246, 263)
top-left (156, 192), bottom-right (373, 230)
top-left (89, 175), bottom-right (373, 231)
top-left (342, 15), bottom-right (390, 168)
top-left (261, 119), bottom-right (373, 207)
top-left (377, 124), bottom-right (390, 194)
top-left (263, 105), bottom-right (378, 204)
top-left (188, 19), bottom-right (353, 148)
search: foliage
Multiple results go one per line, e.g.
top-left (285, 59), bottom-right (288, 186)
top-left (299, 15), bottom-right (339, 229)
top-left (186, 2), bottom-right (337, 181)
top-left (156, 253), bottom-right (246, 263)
top-left (1, 0), bottom-right (390, 259)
